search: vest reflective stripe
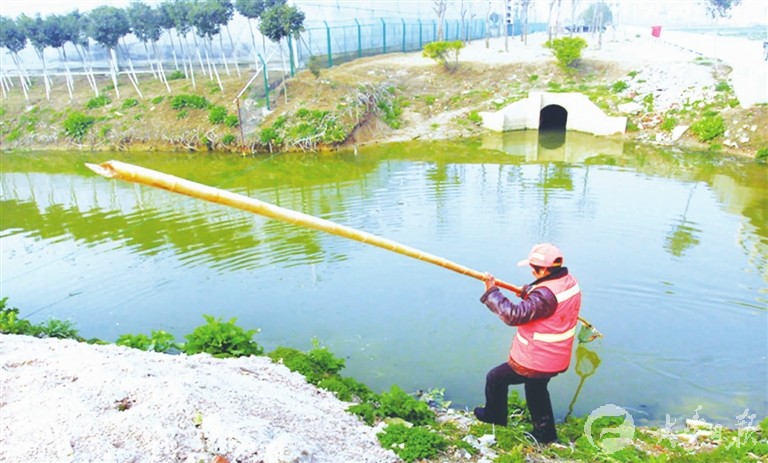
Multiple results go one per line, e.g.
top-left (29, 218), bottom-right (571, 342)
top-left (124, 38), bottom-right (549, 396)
top-left (532, 326), bottom-right (576, 343)
top-left (516, 333), bottom-right (529, 345)
top-left (555, 284), bottom-right (580, 303)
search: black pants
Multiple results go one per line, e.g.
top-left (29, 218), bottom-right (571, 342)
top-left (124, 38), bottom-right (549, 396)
top-left (484, 361), bottom-right (558, 443)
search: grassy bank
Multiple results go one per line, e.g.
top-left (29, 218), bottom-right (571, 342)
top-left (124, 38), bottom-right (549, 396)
top-left (2, 298), bottom-right (766, 463)
top-left (2, 47), bottom-right (767, 159)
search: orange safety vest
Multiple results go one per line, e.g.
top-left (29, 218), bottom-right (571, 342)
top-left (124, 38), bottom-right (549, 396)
top-left (509, 274), bottom-right (581, 373)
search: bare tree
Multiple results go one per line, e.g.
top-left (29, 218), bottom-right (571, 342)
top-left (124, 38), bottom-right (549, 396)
top-left (17, 14), bottom-right (52, 100)
top-left (520, 0), bottom-right (532, 44)
top-left (547, 0), bottom-right (556, 42)
top-left (569, 0), bottom-right (581, 36)
top-left (485, 1), bottom-right (494, 49)
top-left (548, 0), bottom-right (563, 41)
top-left (433, 0), bottom-right (447, 41)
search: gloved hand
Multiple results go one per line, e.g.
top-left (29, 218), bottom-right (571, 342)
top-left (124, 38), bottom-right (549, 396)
top-left (483, 272), bottom-right (496, 292)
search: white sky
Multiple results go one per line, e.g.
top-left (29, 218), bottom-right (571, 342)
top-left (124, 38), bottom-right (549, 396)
top-left (1, 0), bottom-right (766, 27)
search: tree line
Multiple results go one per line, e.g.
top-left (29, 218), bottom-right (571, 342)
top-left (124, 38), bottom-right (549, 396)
top-left (0, 0), bottom-right (305, 101)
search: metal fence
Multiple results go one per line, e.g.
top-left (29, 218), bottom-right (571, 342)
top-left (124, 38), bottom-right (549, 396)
top-left (0, 13), bottom-right (545, 110)
top-left (295, 17), bottom-right (491, 69)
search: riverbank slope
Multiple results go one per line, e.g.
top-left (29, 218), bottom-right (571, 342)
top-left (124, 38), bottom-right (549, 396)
top-left (1, 29), bottom-right (766, 157)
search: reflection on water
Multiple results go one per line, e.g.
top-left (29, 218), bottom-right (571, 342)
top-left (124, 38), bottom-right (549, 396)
top-left (1, 136), bottom-right (766, 425)
top-left (538, 129), bottom-right (567, 150)
top-left (481, 130), bottom-right (625, 163)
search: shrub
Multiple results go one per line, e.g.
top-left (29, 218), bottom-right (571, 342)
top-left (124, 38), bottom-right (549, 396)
top-left (182, 314), bottom-right (263, 358)
top-left (151, 96), bottom-right (164, 104)
top-left (35, 319), bottom-right (80, 339)
top-left (715, 81), bottom-right (731, 92)
top-left (347, 402), bottom-right (378, 425)
top-left (170, 94), bottom-right (209, 110)
top-left (116, 330), bottom-right (178, 353)
top-left (547, 81), bottom-right (562, 91)
top-left (378, 385), bottom-right (436, 425)
top-left (757, 148), bottom-right (768, 161)
top-left (63, 112), bottom-right (96, 140)
top-left (690, 114), bottom-right (725, 142)
top-left (377, 98), bottom-right (403, 129)
top-left (545, 36), bottom-right (588, 70)
top-left (377, 424), bottom-right (447, 462)
top-left (221, 134), bottom-right (237, 146)
top-left (6, 128), bottom-right (22, 142)
top-left (467, 111), bottom-right (482, 125)
top-left (260, 127), bottom-right (282, 146)
top-left (268, 339), bottom-right (345, 385)
top-left (660, 116), bottom-right (678, 131)
top-left (308, 55), bottom-right (322, 78)
top-left (0, 298), bottom-right (34, 335)
top-left (167, 70), bottom-right (185, 80)
top-left (208, 105), bottom-right (228, 124)
top-left (86, 95), bottom-right (111, 109)
top-left (317, 376), bottom-right (373, 402)
top-left (642, 93), bottom-right (655, 112)
top-left (422, 40), bottom-right (464, 72)
top-left (611, 80), bottom-right (629, 93)
top-left (225, 114), bottom-right (239, 128)
top-left (121, 98), bottom-right (139, 109)
top-left (0, 298), bottom-right (81, 340)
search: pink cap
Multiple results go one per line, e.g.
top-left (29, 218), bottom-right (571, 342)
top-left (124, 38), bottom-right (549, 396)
top-left (517, 243), bottom-right (564, 267)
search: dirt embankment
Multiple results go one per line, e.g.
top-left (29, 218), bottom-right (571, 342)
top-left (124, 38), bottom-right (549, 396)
top-left (1, 31), bottom-right (766, 157)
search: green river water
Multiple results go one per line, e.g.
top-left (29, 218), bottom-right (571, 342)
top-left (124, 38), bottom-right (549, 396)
top-left (1, 131), bottom-right (766, 426)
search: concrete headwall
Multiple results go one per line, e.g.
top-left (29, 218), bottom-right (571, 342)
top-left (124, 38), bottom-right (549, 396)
top-left (480, 91), bottom-right (627, 136)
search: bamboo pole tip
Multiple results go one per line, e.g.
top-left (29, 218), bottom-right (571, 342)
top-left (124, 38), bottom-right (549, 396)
top-left (85, 162), bottom-right (117, 179)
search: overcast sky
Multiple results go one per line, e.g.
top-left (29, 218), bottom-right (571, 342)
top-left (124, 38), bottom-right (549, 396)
top-left (1, 0), bottom-right (766, 27)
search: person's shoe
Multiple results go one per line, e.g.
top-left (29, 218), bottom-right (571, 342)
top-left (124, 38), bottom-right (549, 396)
top-left (473, 407), bottom-right (507, 426)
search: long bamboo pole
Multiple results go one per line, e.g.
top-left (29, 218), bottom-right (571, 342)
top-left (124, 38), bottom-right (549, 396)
top-left (86, 160), bottom-right (597, 330)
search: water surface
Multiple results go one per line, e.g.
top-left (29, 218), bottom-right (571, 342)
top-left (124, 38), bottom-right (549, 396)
top-left (2, 132), bottom-right (766, 426)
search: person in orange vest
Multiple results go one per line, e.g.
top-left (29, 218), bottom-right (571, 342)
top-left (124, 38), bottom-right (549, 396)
top-left (474, 243), bottom-right (581, 444)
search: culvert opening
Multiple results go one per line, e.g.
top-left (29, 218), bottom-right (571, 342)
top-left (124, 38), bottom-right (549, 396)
top-left (539, 105), bottom-right (568, 131)
top-left (538, 105), bottom-right (568, 149)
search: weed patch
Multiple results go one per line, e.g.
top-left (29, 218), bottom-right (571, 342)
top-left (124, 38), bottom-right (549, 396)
top-left (691, 114), bottom-right (725, 142)
top-left (86, 95), bottom-right (111, 109)
top-left (63, 112), bottom-right (96, 140)
top-left (182, 314), bottom-right (263, 358)
top-left (377, 424), bottom-right (447, 462)
top-left (116, 330), bottom-right (179, 353)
